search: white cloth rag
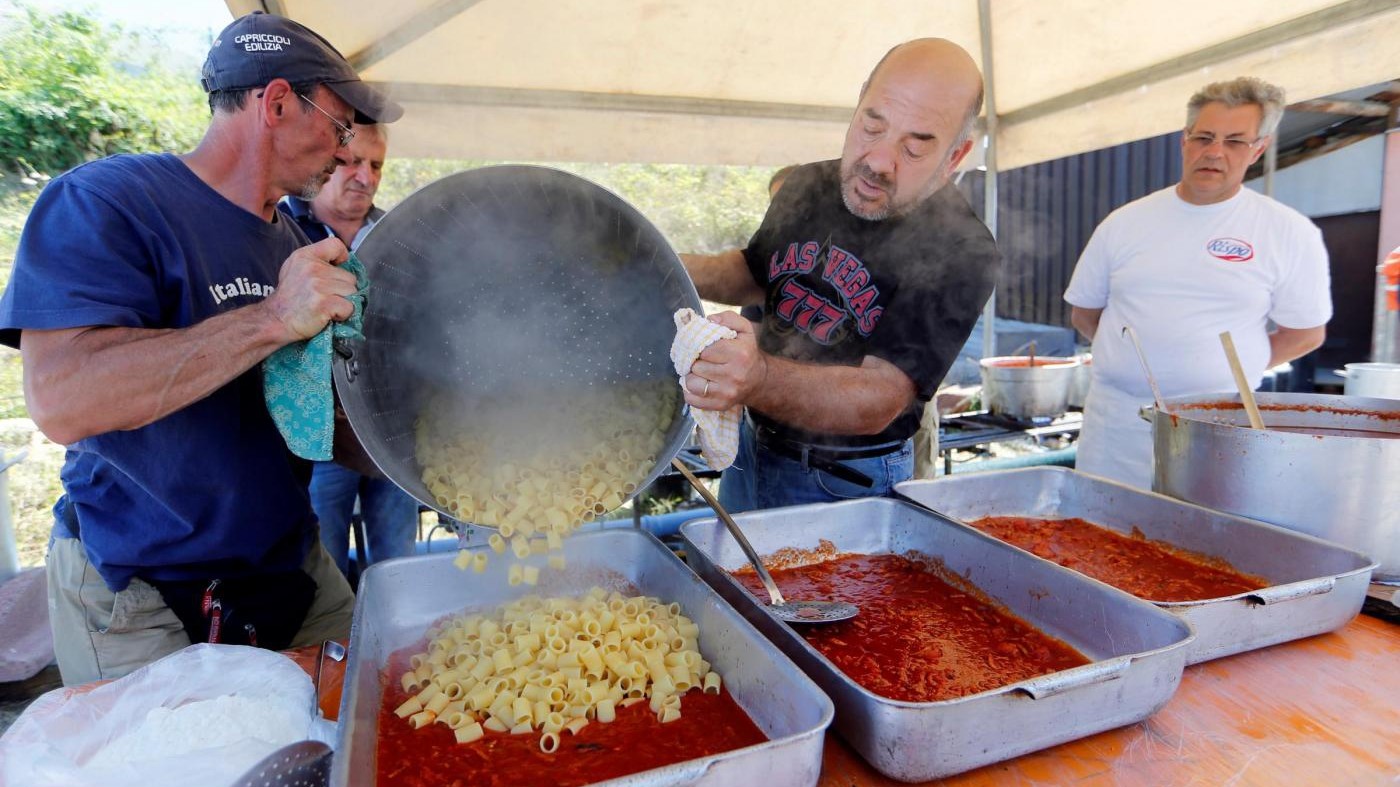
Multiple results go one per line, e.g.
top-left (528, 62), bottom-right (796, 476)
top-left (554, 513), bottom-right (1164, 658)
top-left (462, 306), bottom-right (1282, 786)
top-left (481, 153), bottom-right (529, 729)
top-left (671, 308), bottom-right (741, 471)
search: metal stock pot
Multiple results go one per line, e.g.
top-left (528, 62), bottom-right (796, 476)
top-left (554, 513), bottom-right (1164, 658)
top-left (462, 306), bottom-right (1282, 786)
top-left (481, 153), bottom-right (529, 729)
top-left (331, 165), bottom-right (701, 522)
top-left (1339, 362), bottom-right (1400, 399)
top-left (978, 356), bottom-right (1080, 419)
top-left (1146, 392), bottom-right (1400, 580)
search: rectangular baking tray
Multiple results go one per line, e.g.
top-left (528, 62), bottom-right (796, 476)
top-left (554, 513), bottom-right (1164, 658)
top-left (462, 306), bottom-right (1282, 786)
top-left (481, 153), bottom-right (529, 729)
top-left (679, 497), bottom-right (1192, 782)
top-left (329, 528), bottom-right (834, 787)
top-left (896, 467), bottom-right (1376, 664)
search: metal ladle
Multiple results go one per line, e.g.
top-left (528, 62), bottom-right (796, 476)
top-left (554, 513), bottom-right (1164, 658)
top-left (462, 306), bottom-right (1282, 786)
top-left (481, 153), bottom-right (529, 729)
top-left (1122, 324), bottom-right (1168, 414)
top-left (669, 458), bottom-right (857, 623)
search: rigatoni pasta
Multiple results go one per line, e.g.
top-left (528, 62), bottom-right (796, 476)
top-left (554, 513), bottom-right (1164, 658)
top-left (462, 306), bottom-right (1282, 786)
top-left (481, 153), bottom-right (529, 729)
top-left (415, 382), bottom-right (679, 578)
top-left (394, 588), bottom-right (723, 752)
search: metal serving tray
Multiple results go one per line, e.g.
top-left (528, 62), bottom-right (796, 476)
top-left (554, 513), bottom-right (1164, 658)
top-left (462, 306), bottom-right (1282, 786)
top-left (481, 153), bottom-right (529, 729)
top-left (329, 529), bottom-right (834, 787)
top-left (679, 498), bottom-right (1192, 782)
top-left (896, 467), bottom-right (1376, 664)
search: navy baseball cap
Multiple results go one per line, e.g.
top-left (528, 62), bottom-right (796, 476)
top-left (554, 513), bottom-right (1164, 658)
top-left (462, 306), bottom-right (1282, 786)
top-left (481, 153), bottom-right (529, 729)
top-left (201, 12), bottom-right (403, 124)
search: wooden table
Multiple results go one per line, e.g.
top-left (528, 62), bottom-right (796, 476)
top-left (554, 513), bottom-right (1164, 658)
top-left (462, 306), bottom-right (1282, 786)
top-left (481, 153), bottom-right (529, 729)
top-left (817, 614), bottom-right (1400, 786)
top-left (298, 615), bottom-right (1396, 785)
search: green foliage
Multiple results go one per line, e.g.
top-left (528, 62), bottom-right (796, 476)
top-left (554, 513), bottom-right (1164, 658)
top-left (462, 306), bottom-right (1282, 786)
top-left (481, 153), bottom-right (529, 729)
top-left (377, 160), bottom-right (774, 255)
top-left (0, 179), bottom-right (38, 420)
top-left (0, 3), bottom-right (207, 176)
top-left (0, 180), bottom-right (40, 284)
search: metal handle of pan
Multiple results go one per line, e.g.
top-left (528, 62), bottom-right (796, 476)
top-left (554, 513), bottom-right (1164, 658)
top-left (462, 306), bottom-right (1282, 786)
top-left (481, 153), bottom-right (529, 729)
top-left (1014, 656), bottom-right (1131, 700)
top-left (669, 458), bottom-right (788, 607)
top-left (1246, 576), bottom-right (1336, 605)
top-left (331, 337), bottom-right (359, 382)
top-left (313, 640), bottom-right (346, 718)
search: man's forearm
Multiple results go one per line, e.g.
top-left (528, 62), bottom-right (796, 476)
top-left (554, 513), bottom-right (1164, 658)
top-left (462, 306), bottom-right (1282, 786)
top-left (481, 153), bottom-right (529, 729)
top-left (680, 250), bottom-right (765, 306)
top-left (1268, 325), bottom-right (1326, 368)
top-left (747, 354), bottom-right (915, 436)
top-left (1069, 306), bottom-right (1102, 342)
top-left (22, 302), bottom-right (290, 444)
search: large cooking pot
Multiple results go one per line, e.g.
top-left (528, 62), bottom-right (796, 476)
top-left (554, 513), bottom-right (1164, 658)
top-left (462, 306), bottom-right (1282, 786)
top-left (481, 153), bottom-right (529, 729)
top-left (1338, 362), bottom-right (1400, 399)
top-left (1146, 392), bottom-right (1399, 580)
top-left (978, 356), bottom-right (1080, 419)
top-left (332, 165), bottom-right (701, 523)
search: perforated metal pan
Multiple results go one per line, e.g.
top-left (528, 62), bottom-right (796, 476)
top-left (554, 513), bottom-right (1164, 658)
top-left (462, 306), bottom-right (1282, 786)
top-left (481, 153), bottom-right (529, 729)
top-left (334, 165), bottom-right (701, 524)
top-left (329, 529), bottom-right (833, 787)
top-left (680, 498), bottom-right (1192, 782)
top-left (896, 467), bottom-right (1376, 664)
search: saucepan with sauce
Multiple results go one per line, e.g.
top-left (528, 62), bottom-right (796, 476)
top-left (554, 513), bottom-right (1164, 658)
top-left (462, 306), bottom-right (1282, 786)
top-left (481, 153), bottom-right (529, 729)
top-left (977, 355), bottom-right (1080, 419)
top-left (1145, 391), bottom-right (1400, 580)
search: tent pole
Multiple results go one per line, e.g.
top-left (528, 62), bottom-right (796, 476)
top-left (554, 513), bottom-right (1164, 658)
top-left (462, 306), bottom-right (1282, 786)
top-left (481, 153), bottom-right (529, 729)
top-left (978, 0), bottom-right (999, 360)
top-left (1264, 137), bottom-right (1277, 197)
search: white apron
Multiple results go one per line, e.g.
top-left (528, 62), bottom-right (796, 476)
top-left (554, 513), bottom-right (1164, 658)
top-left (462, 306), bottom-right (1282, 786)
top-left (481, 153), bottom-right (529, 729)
top-left (1075, 381), bottom-right (1155, 490)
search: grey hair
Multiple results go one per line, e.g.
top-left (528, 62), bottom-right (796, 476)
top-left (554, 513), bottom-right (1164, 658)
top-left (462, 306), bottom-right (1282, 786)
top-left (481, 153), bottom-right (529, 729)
top-left (208, 80), bottom-right (319, 115)
top-left (1186, 77), bottom-right (1286, 138)
top-left (355, 122), bottom-right (389, 144)
top-left (956, 86), bottom-right (983, 145)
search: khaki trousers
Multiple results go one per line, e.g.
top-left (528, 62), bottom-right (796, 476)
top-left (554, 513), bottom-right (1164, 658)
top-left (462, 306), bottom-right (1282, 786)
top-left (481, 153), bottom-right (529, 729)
top-left (912, 401), bottom-right (941, 479)
top-left (47, 534), bottom-right (355, 686)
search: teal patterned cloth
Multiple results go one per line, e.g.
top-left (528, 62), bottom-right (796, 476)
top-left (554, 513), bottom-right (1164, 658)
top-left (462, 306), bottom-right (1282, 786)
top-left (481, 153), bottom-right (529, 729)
top-left (263, 252), bottom-right (368, 461)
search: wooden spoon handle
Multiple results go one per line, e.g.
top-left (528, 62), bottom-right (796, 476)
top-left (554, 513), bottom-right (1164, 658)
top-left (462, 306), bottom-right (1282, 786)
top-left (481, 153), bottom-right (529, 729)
top-left (1219, 331), bottom-right (1266, 430)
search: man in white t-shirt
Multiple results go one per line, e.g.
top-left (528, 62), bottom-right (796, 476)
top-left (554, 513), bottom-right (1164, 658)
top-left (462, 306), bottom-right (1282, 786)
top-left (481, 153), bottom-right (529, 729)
top-left (1064, 77), bottom-right (1331, 489)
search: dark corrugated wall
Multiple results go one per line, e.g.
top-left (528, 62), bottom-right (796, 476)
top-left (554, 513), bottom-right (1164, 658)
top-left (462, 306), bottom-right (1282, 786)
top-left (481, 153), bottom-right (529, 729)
top-left (957, 131), bottom-right (1183, 328)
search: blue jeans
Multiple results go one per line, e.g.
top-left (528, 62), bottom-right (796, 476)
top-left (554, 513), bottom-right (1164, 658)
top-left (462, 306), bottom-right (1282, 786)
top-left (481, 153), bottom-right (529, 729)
top-left (309, 461), bottom-right (419, 576)
top-left (717, 419), bottom-right (914, 512)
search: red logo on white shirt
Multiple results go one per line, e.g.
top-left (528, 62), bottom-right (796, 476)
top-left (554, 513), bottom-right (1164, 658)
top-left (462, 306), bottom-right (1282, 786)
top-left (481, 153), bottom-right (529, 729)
top-left (1206, 238), bottom-right (1254, 263)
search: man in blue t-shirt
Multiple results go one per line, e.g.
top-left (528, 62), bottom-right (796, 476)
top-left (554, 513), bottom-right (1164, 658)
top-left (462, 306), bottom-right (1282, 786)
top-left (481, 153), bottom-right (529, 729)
top-left (278, 123), bottom-right (421, 578)
top-left (0, 12), bottom-right (403, 685)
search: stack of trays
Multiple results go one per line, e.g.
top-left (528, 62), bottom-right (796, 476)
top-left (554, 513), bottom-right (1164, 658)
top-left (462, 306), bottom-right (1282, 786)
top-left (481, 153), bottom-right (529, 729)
top-left (330, 529), bottom-right (834, 787)
top-left (680, 498), bottom-right (1193, 782)
top-left (896, 467), bottom-right (1376, 664)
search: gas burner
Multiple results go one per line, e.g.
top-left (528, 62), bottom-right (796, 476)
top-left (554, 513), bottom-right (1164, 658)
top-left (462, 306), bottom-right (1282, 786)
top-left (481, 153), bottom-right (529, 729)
top-left (938, 410), bottom-right (1083, 457)
top-left (970, 412), bottom-right (1058, 430)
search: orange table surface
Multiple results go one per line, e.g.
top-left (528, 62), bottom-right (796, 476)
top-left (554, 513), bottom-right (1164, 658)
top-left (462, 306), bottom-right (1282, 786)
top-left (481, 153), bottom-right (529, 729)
top-left (299, 615), bottom-right (1398, 786)
top-left (819, 614), bottom-right (1400, 786)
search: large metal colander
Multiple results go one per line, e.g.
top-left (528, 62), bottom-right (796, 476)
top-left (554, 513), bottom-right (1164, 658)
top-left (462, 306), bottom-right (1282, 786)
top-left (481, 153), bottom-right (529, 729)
top-left (333, 165), bottom-right (700, 524)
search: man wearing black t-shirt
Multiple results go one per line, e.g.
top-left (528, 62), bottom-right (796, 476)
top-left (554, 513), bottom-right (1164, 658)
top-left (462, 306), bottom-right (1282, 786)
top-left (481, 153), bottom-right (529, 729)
top-left (680, 38), bottom-right (1000, 511)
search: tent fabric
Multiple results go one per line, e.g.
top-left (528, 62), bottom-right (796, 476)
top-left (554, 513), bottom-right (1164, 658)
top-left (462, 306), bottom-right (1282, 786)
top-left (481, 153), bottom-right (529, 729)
top-left (229, 0), bottom-right (1400, 168)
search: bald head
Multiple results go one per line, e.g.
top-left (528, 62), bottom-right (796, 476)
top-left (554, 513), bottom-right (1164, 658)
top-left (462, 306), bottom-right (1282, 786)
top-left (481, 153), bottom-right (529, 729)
top-left (840, 38), bottom-right (984, 220)
top-left (862, 38), bottom-right (984, 144)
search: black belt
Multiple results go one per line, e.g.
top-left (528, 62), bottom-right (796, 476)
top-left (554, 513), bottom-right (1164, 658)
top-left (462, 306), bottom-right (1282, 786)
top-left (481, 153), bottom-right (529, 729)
top-left (752, 423), bottom-right (903, 489)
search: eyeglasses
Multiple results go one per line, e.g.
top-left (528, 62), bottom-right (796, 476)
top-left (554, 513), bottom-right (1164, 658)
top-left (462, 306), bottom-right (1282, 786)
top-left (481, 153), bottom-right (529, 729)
top-left (297, 93), bottom-right (356, 147)
top-left (1184, 133), bottom-right (1261, 153)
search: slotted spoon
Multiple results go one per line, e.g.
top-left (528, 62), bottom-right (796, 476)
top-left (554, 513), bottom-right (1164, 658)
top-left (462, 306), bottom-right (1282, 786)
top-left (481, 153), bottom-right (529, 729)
top-left (669, 458), bottom-right (857, 623)
top-left (230, 740), bottom-right (331, 787)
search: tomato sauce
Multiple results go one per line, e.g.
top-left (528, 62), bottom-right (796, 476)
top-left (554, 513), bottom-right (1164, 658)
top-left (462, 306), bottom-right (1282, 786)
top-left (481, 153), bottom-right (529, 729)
top-left (1266, 425), bottom-right (1400, 439)
top-left (968, 516), bottom-right (1267, 602)
top-left (373, 645), bottom-right (768, 787)
top-left (735, 553), bottom-right (1089, 702)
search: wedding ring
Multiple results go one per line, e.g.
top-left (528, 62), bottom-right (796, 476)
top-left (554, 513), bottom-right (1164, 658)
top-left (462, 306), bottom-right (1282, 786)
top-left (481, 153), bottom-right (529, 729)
top-left (703, 379), bottom-right (711, 396)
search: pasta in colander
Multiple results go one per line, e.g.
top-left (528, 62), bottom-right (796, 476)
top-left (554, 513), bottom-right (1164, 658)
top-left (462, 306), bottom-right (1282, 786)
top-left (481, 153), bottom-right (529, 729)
top-left (416, 380), bottom-right (679, 577)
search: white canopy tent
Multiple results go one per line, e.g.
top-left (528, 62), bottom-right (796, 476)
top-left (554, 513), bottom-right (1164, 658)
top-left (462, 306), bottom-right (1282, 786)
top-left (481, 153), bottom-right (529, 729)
top-left (228, 0), bottom-right (1400, 170)
top-left (226, 0), bottom-right (1400, 347)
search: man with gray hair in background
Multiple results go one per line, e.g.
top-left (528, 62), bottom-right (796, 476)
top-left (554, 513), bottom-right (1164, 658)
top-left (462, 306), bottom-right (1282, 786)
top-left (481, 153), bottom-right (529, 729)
top-left (279, 122), bottom-right (420, 579)
top-left (1065, 76), bottom-right (1331, 490)
top-left (681, 38), bottom-right (1001, 511)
